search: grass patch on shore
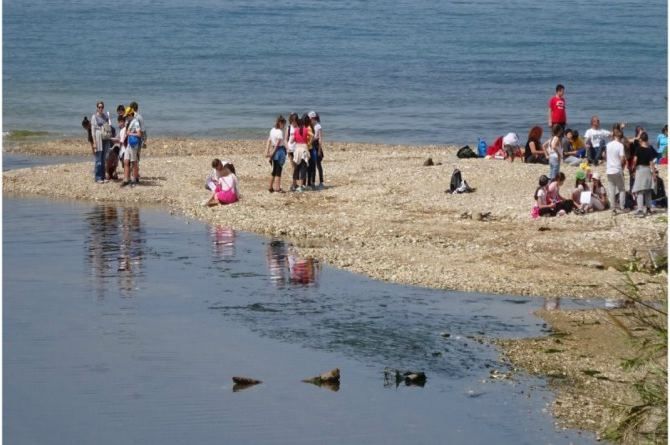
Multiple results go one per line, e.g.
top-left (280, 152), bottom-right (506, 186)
top-left (4, 130), bottom-right (51, 140)
top-left (603, 276), bottom-right (667, 444)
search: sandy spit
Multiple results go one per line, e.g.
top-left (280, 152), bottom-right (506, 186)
top-left (3, 137), bottom-right (667, 299)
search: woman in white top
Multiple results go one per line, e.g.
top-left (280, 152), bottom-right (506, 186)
top-left (265, 115), bottom-right (287, 192)
top-left (543, 124), bottom-right (563, 180)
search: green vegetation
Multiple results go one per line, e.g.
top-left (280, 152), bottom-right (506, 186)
top-left (604, 276), bottom-right (667, 444)
top-left (4, 130), bottom-right (50, 140)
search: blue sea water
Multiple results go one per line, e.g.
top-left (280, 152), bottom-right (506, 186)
top-left (3, 0), bottom-right (667, 145)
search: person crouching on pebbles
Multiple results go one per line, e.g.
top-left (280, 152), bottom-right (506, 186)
top-left (204, 161), bottom-right (240, 206)
top-left (121, 107), bottom-right (143, 187)
top-left (266, 115), bottom-right (287, 192)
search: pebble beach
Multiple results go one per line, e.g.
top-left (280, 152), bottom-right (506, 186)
top-left (4, 137), bottom-right (667, 300)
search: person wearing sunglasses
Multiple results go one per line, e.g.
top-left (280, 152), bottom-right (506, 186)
top-left (91, 101), bottom-right (112, 183)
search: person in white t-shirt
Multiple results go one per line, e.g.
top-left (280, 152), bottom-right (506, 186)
top-left (583, 116), bottom-right (612, 166)
top-left (605, 126), bottom-right (627, 212)
top-left (265, 115), bottom-right (287, 192)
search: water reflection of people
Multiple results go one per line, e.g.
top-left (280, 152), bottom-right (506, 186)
top-left (288, 253), bottom-right (320, 285)
top-left (266, 239), bottom-right (288, 286)
top-left (85, 205), bottom-right (144, 298)
top-left (210, 225), bottom-right (236, 259)
top-left (118, 207), bottom-right (144, 296)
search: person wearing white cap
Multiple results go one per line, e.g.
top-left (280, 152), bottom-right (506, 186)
top-left (591, 172), bottom-right (609, 210)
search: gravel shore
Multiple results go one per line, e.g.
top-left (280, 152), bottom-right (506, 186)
top-left (4, 137), bottom-right (667, 299)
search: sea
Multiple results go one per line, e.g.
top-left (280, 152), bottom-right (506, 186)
top-left (3, 0), bottom-right (667, 145)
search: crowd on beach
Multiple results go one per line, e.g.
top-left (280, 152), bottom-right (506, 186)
top-left (487, 85), bottom-right (667, 218)
top-left (82, 100), bottom-right (146, 187)
top-left (82, 91), bottom-right (666, 219)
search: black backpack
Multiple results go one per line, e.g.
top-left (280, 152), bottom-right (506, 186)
top-left (449, 169), bottom-right (463, 193)
top-left (457, 145), bottom-right (478, 159)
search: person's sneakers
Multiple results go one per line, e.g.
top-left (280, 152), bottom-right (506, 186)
top-left (96, 179), bottom-right (105, 184)
top-left (297, 186), bottom-right (304, 192)
top-left (318, 183), bottom-right (324, 190)
top-left (120, 181), bottom-right (130, 187)
top-left (634, 210), bottom-right (646, 218)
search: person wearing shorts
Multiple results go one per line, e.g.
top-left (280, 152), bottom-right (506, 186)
top-left (266, 115), bottom-right (287, 192)
top-left (121, 107), bottom-right (142, 187)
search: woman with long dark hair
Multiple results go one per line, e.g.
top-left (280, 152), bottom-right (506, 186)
top-left (524, 126), bottom-right (548, 164)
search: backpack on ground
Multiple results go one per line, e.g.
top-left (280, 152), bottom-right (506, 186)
top-left (448, 169), bottom-right (475, 194)
top-left (457, 145), bottom-right (479, 159)
top-left (449, 169), bottom-right (462, 192)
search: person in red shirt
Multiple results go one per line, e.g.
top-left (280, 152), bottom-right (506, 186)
top-left (547, 84), bottom-right (566, 129)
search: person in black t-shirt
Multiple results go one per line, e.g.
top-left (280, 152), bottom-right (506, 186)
top-left (631, 132), bottom-right (657, 217)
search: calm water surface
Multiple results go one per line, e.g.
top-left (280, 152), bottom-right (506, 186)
top-left (3, 194), bottom-right (597, 444)
top-left (3, 0), bottom-right (667, 145)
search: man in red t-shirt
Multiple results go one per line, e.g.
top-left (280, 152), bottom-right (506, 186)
top-left (547, 84), bottom-right (566, 129)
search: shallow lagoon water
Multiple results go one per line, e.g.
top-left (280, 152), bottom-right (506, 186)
top-left (3, 193), bottom-right (600, 445)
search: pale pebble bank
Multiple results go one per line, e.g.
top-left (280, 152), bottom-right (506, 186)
top-left (4, 137), bottom-right (667, 300)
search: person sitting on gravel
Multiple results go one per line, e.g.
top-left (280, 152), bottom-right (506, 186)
top-left (562, 128), bottom-right (584, 166)
top-left (205, 158), bottom-right (227, 191)
top-left (547, 172), bottom-right (575, 214)
top-left (524, 126), bottom-right (548, 164)
top-left (571, 170), bottom-right (604, 212)
top-left (203, 161), bottom-right (239, 206)
top-left (591, 172), bottom-right (609, 210)
top-left (532, 174), bottom-right (556, 217)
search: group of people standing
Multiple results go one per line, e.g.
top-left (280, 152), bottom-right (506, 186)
top-left (265, 111), bottom-right (324, 193)
top-left (84, 101), bottom-right (146, 187)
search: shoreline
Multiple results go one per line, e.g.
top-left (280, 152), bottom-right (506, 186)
top-left (4, 137), bottom-right (667, 300)
top-left (4, 137), bottom-right (668, 439)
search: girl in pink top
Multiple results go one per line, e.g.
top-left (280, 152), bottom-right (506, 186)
top-left (289, 115), bottom-right (312, 192)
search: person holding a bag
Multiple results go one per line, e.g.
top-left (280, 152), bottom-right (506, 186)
top-left (265, 115), bottom-right (287, 193)
top-left (91, 100), bottom-right (112, 183)
top-left (121, 107), bottom-right (143, 187)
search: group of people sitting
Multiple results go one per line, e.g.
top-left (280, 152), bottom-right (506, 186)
top-left (531, 123), bottom-right (667, 218)
top-left (497, 119), bottom-right (668, 169)
top-left (83, 101), bottom-right (146, 187)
